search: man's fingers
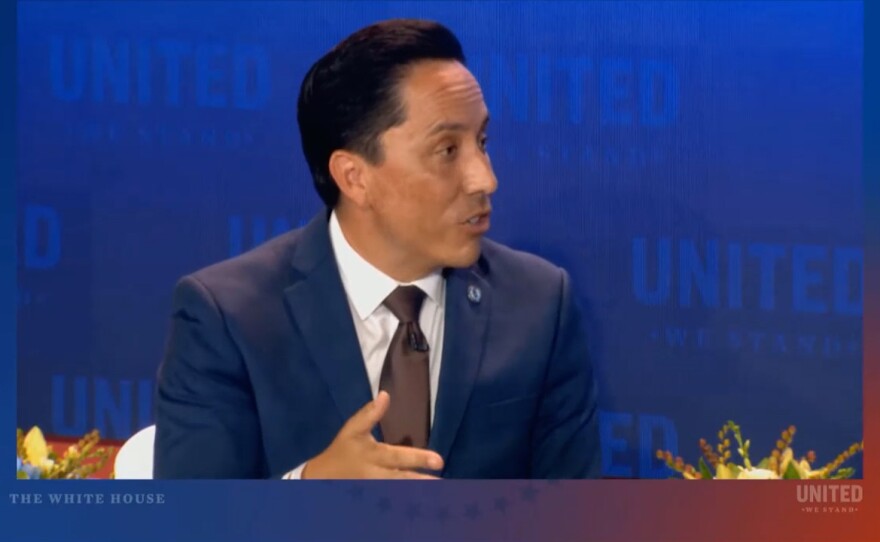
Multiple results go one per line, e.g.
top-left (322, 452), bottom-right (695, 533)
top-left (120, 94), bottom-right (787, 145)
top-left (343, 391), bottom-right (390, 436)
top-left (375, 467), bottom-right (441, 480)
top-left (374, 442), bottom-right (444, 472)
top-left (336, 393), bottom-right (443, 480)
top-left (399, 470), bottom-right (441, 480)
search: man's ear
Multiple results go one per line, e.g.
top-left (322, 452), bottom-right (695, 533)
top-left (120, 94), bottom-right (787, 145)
top-left (328, 150), bottom-right (369, 207)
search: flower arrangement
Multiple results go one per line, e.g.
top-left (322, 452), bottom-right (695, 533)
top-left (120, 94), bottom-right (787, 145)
top-left (657, 421), bottom-right (863, 480)
top-left (16, 426), bottom-right (111, 479)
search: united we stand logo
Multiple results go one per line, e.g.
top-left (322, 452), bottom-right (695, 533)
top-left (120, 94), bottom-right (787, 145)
top-left (797, 484), bottom-right (863, 514)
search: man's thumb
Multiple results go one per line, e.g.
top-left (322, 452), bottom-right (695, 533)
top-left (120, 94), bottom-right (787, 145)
top-left (346, 391), bottom-right (390, 435)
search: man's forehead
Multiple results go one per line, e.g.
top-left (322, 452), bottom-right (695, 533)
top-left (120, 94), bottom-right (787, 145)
top-left (399, 61), bottom-right (482, 100)
top-left (424, 114), bottom-right (490, 137)
top-left (396, 62), bottom-right (487, 131)
top-left (403, 58), bottom-right (472, 82)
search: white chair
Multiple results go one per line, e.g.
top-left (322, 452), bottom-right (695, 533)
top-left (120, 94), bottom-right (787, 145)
top-left (113, 425), bottom-right (156, 479)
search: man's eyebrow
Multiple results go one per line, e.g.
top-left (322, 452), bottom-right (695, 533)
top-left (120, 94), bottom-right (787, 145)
top-left (426, 114), bottom-right (490, 137)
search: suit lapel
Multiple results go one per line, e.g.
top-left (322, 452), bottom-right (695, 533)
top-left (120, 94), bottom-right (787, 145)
top-left (282, 212), bottom-right (380, 440)
top-left (429, 266), bottom-right (491, 466)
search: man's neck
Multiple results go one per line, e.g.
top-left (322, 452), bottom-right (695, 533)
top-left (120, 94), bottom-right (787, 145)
top-left (334, 208), bottom-right (435, 283)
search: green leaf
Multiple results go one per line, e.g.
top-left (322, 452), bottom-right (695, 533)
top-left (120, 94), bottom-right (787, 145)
top-left (728, 464), bottom-right (742, 479)
top-left (757, 458), bottom-right (770, 469)
top-left (698, 457), bottom-right (713, 480)
top-left (830, 468), bottom-right (855, 480)
top-left (783, 462), bottom-right (801, 480)
top-left (16, 471), bottom-right (27, 479)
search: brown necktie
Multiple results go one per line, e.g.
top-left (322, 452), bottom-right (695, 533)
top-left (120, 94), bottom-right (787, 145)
top-left (379, 285), bottom-right (430, 448)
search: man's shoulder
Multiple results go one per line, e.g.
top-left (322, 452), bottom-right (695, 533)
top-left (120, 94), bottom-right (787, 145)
top-left (182, 228), bottom-right (305, 302)
top-left (478, 237), bottom-right (565, 286)
top-left (475, 238), bottom-right (571, 331)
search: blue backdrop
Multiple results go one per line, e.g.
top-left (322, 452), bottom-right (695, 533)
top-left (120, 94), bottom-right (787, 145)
top-left (16, 1), bottom-right (863, 478)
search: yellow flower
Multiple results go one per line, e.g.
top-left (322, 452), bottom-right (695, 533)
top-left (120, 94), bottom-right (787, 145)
top-left (22, 427), bottom-right (49, 466)
top-left (715, 464), bottom-right (734, 479)
top-left (794, 459), bottom-right (825, 480)
top-left (66, 445), bottom-right (81, 460)
top-left (779, 447), bottom-right (794, 475)
top-left (736, 468), bottom-right (780, 479)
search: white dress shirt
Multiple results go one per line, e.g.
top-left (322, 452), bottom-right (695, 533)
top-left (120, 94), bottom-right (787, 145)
top-left (283, 211), bottom-right (446, 479)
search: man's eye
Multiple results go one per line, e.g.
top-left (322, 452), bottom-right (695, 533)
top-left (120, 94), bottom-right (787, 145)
top-left (440, 145), bottom-right (458, 157)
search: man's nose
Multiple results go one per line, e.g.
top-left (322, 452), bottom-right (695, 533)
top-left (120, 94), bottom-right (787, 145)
top-left (463, 155), bottom-right (498, 196)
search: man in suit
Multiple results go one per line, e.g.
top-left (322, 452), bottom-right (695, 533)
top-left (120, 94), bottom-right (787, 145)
top-left (154, 18), bottom-right (600, 479)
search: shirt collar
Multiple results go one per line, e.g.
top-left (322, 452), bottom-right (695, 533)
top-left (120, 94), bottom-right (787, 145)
top-left (328, 211), bottom-right (444, 321)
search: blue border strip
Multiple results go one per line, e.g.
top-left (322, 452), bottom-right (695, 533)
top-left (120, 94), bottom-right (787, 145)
top-left (867, 2), bottom-right (878, 243)
top-left (865, 0), bottom-right (878, 482)
top-left (1, 0), bottom-right (17, 485)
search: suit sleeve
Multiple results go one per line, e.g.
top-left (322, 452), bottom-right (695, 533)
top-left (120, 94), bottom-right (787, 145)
top-left (153, 275), bottom-right (266, 479)
top-left (530, 268), bottom-right (601, 478)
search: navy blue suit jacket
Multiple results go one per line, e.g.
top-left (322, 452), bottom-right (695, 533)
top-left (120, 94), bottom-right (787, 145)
top-left (153, 211), bottom-right (600, 478)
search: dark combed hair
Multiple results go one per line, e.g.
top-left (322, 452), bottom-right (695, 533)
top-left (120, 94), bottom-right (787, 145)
top-left (297, 19), bottom-right (466, 207)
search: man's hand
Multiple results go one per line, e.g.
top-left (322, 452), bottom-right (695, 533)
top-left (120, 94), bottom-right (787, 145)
top-left (301, 391), bottom-right (444, 479)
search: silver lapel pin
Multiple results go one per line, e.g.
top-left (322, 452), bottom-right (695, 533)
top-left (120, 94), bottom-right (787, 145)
top-left (467, 285), bottom-right (482, 304)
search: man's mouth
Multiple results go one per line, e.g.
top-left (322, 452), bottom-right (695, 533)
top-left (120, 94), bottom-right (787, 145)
top-left (463, 209), bottom-right (491, 225)
top-left (462, 210), bottom-right (491, 232)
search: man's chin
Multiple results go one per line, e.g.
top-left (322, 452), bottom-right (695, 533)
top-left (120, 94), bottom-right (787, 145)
top-left (442, 244), bottom-right (482, 270)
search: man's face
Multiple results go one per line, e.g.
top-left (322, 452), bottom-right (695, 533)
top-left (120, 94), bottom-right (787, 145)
top-left (362, 60), bottom-right (497, 276)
